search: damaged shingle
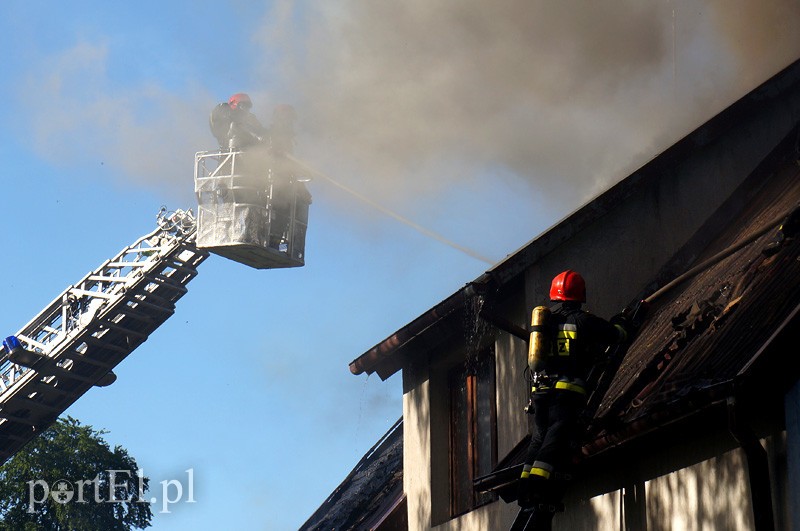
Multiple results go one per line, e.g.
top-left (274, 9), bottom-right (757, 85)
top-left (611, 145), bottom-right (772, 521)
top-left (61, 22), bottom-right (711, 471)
top-left (593, 153), bottom-right (800, 434)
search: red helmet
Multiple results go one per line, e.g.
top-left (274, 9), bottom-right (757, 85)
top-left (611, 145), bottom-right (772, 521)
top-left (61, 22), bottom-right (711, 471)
top-left (228, 93), bottom-right (252, 111)
top-left (550, 270), bottom-right (586, 302)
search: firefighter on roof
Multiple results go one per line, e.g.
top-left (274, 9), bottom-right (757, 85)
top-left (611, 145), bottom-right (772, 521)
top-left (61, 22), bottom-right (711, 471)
top-left (518, 270), bottom-right (630, 510)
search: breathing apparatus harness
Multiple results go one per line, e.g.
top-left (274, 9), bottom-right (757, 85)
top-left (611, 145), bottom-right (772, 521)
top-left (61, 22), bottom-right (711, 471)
top-left (524, 305), bottom-right (589, 413)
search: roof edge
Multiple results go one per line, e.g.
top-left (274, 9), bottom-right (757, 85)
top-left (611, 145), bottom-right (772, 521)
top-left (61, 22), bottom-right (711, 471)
top-left (349, 57), bottom-right (800, 380)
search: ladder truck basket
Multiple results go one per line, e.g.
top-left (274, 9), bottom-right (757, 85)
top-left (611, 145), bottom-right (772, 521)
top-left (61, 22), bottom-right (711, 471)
top-left (194, 149), bottom-right (311, 269)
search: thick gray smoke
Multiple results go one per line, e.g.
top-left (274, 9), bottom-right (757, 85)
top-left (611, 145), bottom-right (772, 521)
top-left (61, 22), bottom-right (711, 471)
top-left (270, 0), bottom-right (800, 205)
top-left (18, 41), bottom-right (215, 202)
top-left (14, 2), bottom-right (800, 210)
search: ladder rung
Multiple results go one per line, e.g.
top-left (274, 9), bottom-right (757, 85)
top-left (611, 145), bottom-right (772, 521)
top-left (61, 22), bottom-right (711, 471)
top-left (5, 398), bottom-right (61, 414)
top-left (88, 275), bottom-right (130, 283)
top-left (130, 289), bottom-right (171, 305)
top-left (123, 298), bottom-right (174, 314)
top-left (106, 261), bottom-right (150, 268)
top-left (31, 382), bottom-right (74, 397)
top-left (110, 307), bottom-right (155, 323)
top-left (123, 246), bottom-right (168, 255)
top-left (69, 288), bottom-right (115, 300)
top-left (81, 336), bottom-right (128, 353)
top-left (99, 321), bottom-right (148, 339)
top-left (148, 272), bottom-right (190, 290)
top-left (0, 412), bottom-right (37, 426)
top-left (161, 261), bottom-right (197, 275)
top-left (60, 351), bottom-right (115, 369)
top-left (47, 366), bottom-right (103, 384)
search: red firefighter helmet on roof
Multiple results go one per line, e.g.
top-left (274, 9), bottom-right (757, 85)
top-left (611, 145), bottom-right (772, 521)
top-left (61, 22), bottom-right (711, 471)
top-left (228, 93), bottom-right (252, 111)
top-left (550, 270), bottom-right (586, 303)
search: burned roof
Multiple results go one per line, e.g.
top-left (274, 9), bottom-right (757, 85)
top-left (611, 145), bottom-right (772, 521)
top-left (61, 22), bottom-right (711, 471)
top-left (300, 419), bottom-right (404, 531)
top-left (589, 142), bottom-right (800, 447)
top-left (476, 128), bottom-right (800, 495)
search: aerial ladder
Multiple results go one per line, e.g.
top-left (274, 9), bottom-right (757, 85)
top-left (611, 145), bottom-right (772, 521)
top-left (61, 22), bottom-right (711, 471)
top-left (0, 141), bottom-right (311, 465)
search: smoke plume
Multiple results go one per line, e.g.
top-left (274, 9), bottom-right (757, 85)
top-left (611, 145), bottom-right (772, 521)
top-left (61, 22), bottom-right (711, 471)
top-left (14, 1), bottom-right (800, 211)
top-left (19, 41), bottom-right (215, 202)
top-left (268, 0), bottom-right (800, 205)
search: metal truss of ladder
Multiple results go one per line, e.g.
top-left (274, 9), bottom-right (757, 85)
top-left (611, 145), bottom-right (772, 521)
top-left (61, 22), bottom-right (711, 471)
top-left (0, 209), bottom-right (208, 464)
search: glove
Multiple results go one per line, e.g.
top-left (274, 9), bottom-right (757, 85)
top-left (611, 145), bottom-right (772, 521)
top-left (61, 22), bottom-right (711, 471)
top-left (517, 475), bottom-right (546, 508)
top-left (612, 300), bottom-right (649, 340)
top-left (517, 476), bottom-right (536, 509)
top-left (610, 312), bottom-right (630, 328)
top-left (610, 313), bottom-right (632, 340)
top-left (763, 205), bottom-right (800, 256)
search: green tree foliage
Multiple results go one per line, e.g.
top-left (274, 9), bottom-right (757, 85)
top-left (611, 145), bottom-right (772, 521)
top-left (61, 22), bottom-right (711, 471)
top-left (0, 416), bottom-right (151, 530)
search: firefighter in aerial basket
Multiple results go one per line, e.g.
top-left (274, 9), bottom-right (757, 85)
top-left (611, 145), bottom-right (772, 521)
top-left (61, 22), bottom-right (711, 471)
top-left (209, 92), bottom-right (268, 151)
top-left (518, 270), bottom-right (632, 510)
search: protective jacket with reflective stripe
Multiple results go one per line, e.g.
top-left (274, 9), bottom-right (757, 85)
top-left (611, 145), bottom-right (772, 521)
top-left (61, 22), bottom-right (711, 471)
top-left (541, 302), bottom-right (624, 383)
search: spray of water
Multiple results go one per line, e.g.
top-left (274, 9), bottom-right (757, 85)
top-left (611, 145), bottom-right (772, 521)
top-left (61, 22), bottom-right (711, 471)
top-left (287, 154), bottom-right (495, 264)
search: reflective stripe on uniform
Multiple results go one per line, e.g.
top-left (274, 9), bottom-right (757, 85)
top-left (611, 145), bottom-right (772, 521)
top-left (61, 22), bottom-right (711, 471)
top-left (554, 380), bottom-right (586, 394)
top-left (520, 464), bottom-right (532, 479)
top-left (531, 460), bottom-right (553, 479)
top-left (530, 468), bottom-right (551, 479)
top-left (556, 323), bottom-right (577, 356)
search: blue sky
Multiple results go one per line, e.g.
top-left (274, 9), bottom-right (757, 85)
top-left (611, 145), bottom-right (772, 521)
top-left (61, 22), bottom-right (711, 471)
top-left (1, 1), bottom-right (799, 529)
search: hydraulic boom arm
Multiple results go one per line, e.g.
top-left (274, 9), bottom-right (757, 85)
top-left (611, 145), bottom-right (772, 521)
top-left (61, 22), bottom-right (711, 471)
top-left (0, 209), bottom-right (207, 464)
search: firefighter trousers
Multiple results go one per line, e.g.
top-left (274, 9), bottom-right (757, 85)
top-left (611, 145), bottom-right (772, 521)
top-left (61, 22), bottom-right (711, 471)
top-left (524, 389), bottom-right (586, 478)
